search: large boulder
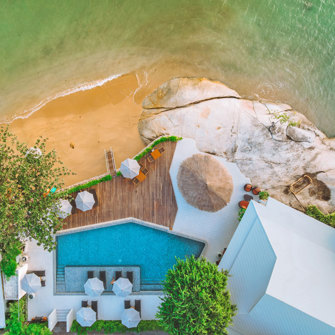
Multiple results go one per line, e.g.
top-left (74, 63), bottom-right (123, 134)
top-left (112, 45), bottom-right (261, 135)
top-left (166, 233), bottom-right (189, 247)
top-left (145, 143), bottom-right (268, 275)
top-left (139, 78), bottom-right (335, 213)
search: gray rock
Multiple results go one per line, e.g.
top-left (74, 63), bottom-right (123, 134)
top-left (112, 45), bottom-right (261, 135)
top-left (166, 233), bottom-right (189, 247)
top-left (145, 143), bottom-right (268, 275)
top-left (139, 78), bottom-right (335, 213)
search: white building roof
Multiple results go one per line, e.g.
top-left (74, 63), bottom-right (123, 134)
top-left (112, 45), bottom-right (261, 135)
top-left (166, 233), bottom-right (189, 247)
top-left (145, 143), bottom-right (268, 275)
top-left (253, 198), bottom-right (335, 328)
top-left (0, 271), bottom-right (6, 329)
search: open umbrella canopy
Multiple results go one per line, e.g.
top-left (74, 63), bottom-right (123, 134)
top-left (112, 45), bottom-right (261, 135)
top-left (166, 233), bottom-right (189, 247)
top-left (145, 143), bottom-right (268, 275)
top-left (120, 158), bottom-right (140, 179)
top-left (25, 147), bottom-right (42, 158)
top-left (112, 277), bottom-right (133, 297)
top-left (57, 199), bottom-right (72, 219)
top-left (177, 153), bottom-right (233, 212)
top-left (121, 308), bottom-right (141, 328)
top-left (84, 277), bottom-right (104, 297)
top-left (21, 273), bottom-right (41, 294)
top-left (75, 191), bottom-right (95, 212)
top-left (76, 307), bottom-right (96, 327)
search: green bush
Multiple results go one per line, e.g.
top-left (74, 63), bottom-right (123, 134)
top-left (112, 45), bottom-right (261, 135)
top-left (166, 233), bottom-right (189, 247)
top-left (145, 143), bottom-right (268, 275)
top-left (0, 241), bottom-right (22, 278)
top-left (259, 191), bottom-right (269, 200)
top-left (134, 136), bottom-right (182, 161)
top-left (70, 319), bottom-right (163, 334)
top-left (63, 174), bottom-right (112, 195)
top-left (238, 208), bottom-right (246, 222)
top-left (306, 205), bottom-right (335, 228)
top-left (5, 298), bottom-right (50, 335)
top-left (157, 256), bottom-right (236, 335)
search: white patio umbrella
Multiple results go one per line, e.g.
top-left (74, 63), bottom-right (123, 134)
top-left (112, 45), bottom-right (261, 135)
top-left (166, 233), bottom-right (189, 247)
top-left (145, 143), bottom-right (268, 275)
top-left (112, 277), bottom-right (133, 297)
top-left (25, 147), bottom-right (42, 158)
top-left (75, 191), bottom-right (95, 212)
top-left (121, 308), bottom-right (141, 328)
top-left (57, 199), bottom-right (72, 219)
top-left (76, 307), bottom-right (96, 327)
top-left (120, 158), bottom-right (140, 179)
top-left (84, 277), bottom-right (104, 297)
top-left (21, 273), bottom-right (41, 294)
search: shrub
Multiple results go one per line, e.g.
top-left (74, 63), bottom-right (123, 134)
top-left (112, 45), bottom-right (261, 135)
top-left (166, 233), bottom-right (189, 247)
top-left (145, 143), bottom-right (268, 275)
top-left (70, 319), bottom-right (163, 334)
top-left (157, 256), bottom-right (237, 335)
top-left (306, 205), bottom-right (335, 228)
top-left (0, 241), bottom-right (22, 278)
top-left (259, 191), bottom-right (269, 200)
top-left (134, 136), bottom-right (182, 161)
top-left (5, 298), bottom-right (50, 335)
top-left (64, 174), bottom-right (112, 195)
top-left (238, 208), bottom-right (246, 222)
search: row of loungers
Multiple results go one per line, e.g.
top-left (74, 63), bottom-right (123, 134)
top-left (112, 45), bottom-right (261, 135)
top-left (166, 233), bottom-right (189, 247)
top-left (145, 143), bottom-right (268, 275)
top-left (82, 300), bottom-right (98, 318)
top-left (124, 300), bottom-right (141, 317)
top-left (88, 270), bottom-right (134, 288)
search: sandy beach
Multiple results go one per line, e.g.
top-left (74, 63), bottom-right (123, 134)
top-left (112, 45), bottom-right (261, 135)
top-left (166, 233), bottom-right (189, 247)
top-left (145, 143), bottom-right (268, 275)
top-left (8, 62), bottom-right (201, 186)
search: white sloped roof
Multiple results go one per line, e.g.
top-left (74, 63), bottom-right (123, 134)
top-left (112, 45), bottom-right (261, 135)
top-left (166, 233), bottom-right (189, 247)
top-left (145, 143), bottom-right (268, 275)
top-left (253, 198), bottom-right (335, 328)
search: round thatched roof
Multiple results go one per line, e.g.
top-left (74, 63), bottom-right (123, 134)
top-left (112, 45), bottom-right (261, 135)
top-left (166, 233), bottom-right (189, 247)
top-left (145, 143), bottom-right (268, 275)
top-left (177, 154), bottom-right (233, 212)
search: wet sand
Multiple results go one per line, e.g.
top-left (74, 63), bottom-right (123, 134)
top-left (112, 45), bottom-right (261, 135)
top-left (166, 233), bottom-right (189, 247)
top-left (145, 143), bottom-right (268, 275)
top-left (9, 62), bottom-right (201, 186)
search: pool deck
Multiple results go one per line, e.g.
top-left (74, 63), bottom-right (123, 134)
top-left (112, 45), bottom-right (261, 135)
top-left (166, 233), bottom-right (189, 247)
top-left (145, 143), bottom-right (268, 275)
top-left (63, 141), bottom-right (178, 230)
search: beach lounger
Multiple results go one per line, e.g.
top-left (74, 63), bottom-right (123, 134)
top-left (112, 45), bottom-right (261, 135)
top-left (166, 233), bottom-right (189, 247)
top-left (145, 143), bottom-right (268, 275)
top-left (126, 271), bottom-right (133, 284)
top-left (141, 167), bottom-right (149, 175)
top-left (32, 270), bottom-right (46, 277)
top-left (99, 271), bottom-right (107, 289)
top-left (115, 271), bottom-right (122, 280)
top-left (87, 271), bottom-right (94, 279)
top-left (135, 300), bottom-right (141, 317)
top-left (124, 300), bottom-right (131, 309)
top-left (91, 301), bottom-right (98, 319)
top-left (147, 154), bottom-right (154, 163)
top-left (81, 301), bottom-right (88, 307)
top-left (132, 177), bottom-right (140, 185)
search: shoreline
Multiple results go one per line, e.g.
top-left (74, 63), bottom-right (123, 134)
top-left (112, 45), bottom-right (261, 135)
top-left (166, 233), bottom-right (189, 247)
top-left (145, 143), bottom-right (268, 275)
top-left (3, 73), bottom-right (123, 124)
top-left (7, 62), bottom-right (204, 187)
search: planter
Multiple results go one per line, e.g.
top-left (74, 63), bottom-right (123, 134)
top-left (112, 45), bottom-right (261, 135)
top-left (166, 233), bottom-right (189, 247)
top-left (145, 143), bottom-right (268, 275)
top-left (252, 187), bottom-right (261, 195)
top-left (244, 184), bottom-right (252, 192)
top-left (239, 200), bottom-right (249, 209)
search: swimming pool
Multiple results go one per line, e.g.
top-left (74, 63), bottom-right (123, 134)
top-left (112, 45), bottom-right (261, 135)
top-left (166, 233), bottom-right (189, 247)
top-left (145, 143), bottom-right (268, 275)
top-left (56, 222), bottom-right (205, 291)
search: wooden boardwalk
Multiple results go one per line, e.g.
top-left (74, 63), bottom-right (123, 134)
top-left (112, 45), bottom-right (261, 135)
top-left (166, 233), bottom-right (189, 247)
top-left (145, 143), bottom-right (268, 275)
top-left (104, 147), bottom-right (117, 176)
top-left (63, 141), bottom-right (178, 230)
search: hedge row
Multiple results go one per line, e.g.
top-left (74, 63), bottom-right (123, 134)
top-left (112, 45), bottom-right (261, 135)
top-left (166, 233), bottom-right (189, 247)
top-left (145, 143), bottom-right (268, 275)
top-left (70, 320), bottom-right (163, 334)
top-left (305, 205), bottom-right (335, 228)
top-left (63, 136), bottom-right (182, 195)
top-left (134, 136), bottom-right (182, 161)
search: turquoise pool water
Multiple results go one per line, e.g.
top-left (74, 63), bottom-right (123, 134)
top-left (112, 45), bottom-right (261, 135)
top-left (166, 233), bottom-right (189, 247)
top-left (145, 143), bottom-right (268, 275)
top-left (56, 222), bottom-right (205, 291)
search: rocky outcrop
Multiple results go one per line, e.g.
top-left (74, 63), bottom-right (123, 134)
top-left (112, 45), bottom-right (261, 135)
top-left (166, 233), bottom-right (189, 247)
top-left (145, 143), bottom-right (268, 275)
top-left (138, 78), bottom-right (335, 213)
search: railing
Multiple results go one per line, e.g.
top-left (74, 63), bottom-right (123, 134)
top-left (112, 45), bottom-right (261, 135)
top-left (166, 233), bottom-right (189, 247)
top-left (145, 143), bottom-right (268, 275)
top-left (66, 309), bottom-right (76, 332)
top-left (48, 309), bottom-right (57, 332)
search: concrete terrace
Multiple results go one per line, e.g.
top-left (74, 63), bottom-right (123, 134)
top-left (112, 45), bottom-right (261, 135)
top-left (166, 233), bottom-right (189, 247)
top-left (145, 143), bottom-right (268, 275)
top-left (63, 141), bottom-right (178, 230)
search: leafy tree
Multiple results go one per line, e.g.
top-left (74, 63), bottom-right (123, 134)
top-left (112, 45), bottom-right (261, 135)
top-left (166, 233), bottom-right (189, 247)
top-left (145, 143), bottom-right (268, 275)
top-left (157, 256), bottom-right (237, 335)
top-left (0, 126), bottom-right (71, 274)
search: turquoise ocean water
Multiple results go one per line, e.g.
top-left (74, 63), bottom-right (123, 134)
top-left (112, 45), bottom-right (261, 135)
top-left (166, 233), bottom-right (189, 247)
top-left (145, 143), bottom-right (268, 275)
top-left (0, 0), bottom-right (334, 135)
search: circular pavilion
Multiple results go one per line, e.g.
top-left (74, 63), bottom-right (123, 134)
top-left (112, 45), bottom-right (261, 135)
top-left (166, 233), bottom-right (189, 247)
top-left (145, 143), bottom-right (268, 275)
top-left (177, 153), bottom-right (233, 212)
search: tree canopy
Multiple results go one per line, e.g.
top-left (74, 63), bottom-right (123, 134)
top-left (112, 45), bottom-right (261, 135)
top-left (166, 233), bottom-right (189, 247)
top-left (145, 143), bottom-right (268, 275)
top-left (0, 126), bottom-right (71, 275)
top-left (157, 256), bottom-right (237, 335)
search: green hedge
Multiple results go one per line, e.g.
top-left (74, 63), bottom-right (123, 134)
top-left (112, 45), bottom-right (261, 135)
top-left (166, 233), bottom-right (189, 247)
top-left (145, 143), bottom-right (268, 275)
top-left (4, 298), bottom-right (51, 335)
top-left (134, 136), bottom-right (182, 161)
top-left (70, 320), bottom-right (163, 334)
top-left (63, 174), bottom-right (112, 195)
top-left (306, 205), bottom-right (335, 228)
top-left (62, 136), bottom-right (182, 195)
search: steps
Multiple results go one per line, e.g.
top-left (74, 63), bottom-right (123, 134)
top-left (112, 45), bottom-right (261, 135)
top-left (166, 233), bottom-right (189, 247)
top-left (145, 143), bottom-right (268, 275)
top-left (56, 266), bottom-right (65, 293)
top-left (56, 309), bottom-right (70, 322)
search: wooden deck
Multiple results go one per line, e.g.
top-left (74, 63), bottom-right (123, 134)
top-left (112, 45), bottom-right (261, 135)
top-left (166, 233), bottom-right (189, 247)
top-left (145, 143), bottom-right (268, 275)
top-left (63, 141), bottom-right (178, 230)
